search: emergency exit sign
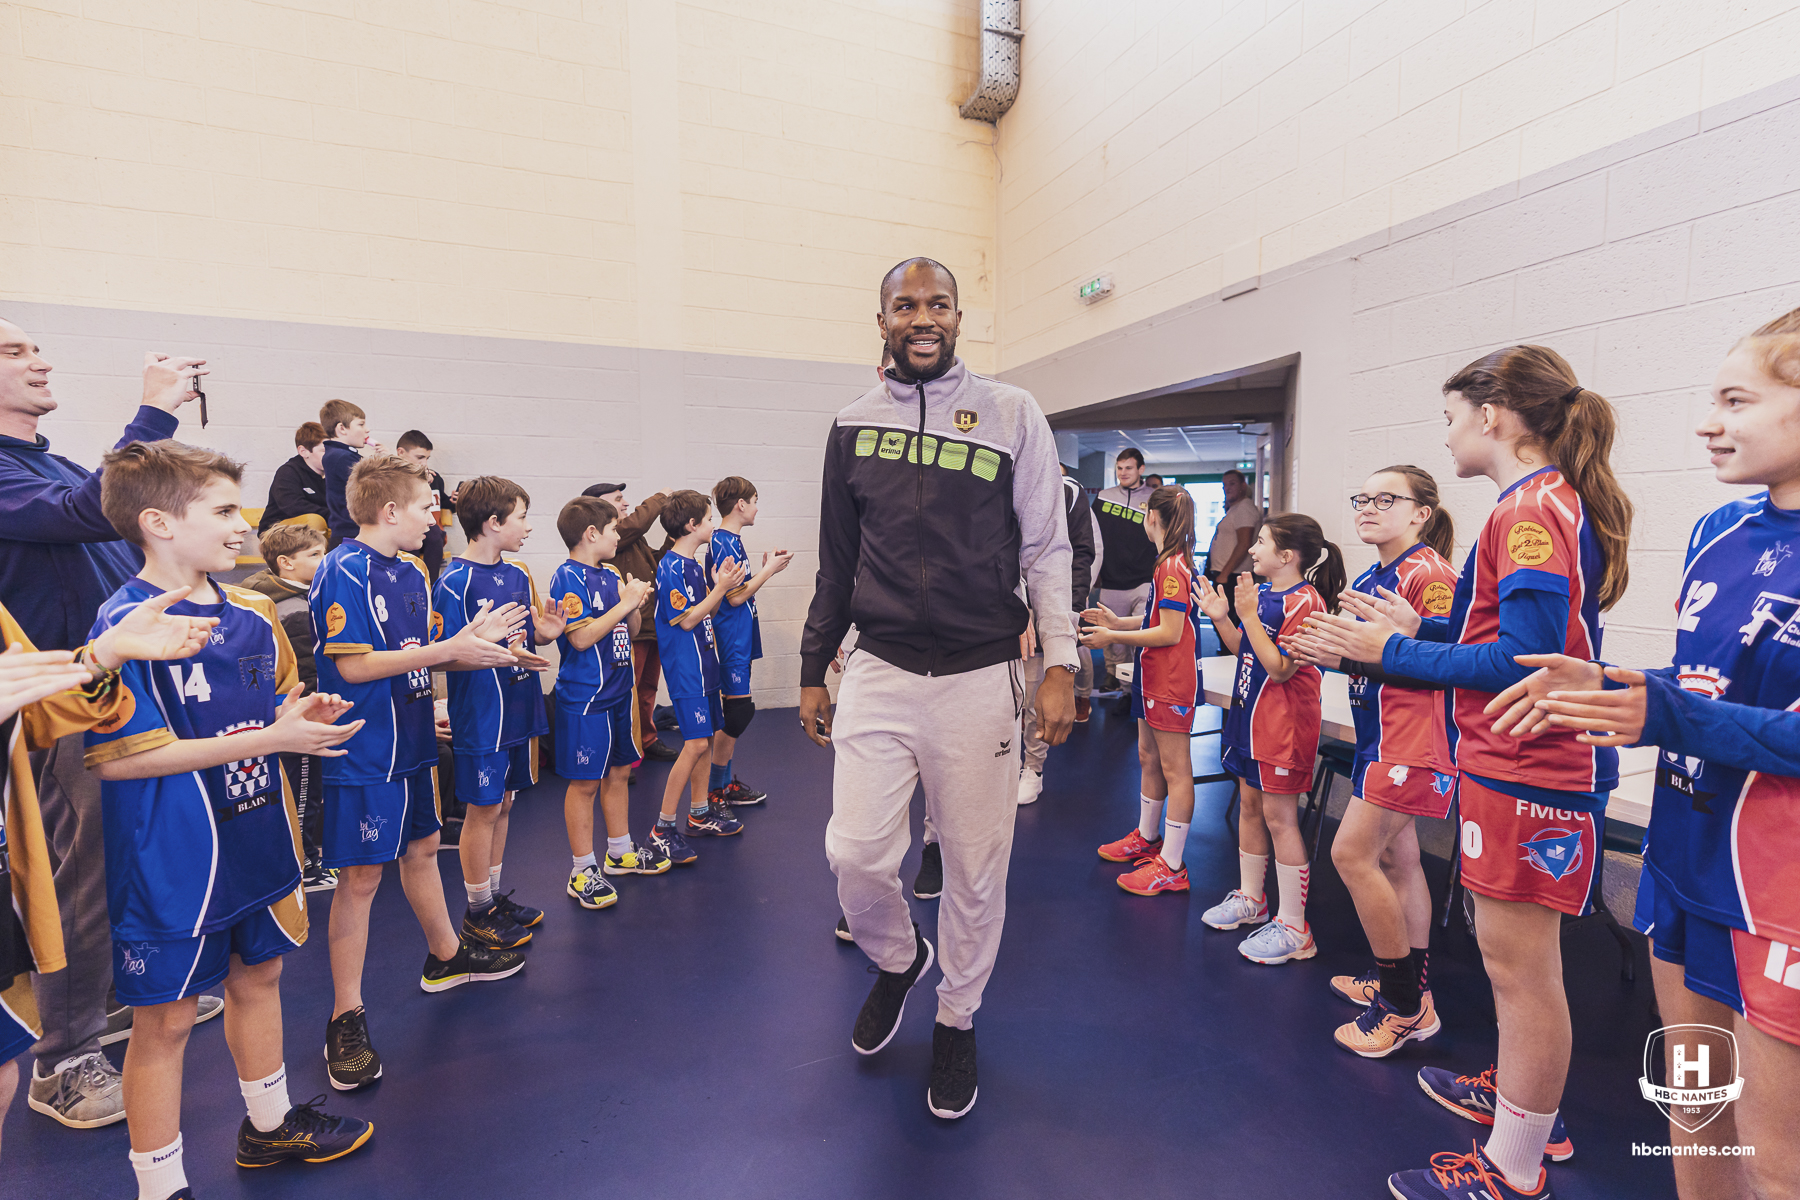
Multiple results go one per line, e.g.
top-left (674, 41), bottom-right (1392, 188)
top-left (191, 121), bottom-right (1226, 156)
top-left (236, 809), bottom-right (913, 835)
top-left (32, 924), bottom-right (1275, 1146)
top-left (1077, 274), bottom-right (1113, 304)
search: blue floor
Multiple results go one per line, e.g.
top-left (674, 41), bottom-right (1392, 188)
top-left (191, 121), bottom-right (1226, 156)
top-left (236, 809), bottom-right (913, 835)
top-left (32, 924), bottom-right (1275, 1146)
top-left (10, 700), bottom-right (1677, 1199)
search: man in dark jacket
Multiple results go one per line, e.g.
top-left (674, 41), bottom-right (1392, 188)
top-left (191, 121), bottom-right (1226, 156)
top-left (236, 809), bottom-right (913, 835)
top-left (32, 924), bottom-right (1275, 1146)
top-left (583, 483), bottom-right (676, 761)
top-left (257, 421), bottom-right (330, 532)
top-left (799, 259), bottom-right (1074, 1121)
top-left (1016, 466), bottom-right (1097, 802)
top-left (0, 318), bottom-right (221, 1130)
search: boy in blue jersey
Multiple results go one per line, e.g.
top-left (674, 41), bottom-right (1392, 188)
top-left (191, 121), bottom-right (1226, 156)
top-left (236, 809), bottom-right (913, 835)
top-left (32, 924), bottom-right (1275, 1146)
top-left (705, 476), bottom-right (792, 808)
top-left (435, 477), bottom-right (564, 948)
top-left (88, 441), bottom-right (371, 1200)
top-left (549, 495), bottom-right (670, 911)
top-left (310, 455), bottom-right (531, 1092)
top-left (649, 490), bottom-right (748, 864)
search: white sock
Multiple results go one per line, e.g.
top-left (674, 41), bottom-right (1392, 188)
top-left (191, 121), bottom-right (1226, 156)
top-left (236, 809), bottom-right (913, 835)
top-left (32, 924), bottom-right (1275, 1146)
top-left (1159, 817), bottom-right (1190, 871)
top-left (130, 1133), bottom-right (186, 1200)
top-left (1275, 860), bottom-right (1309, 929)
top-left (240, 1064), bottom-right (290, 1133)
top-left (571, 852), bottom-right (596, 872)
top-left (606, 835), bottom-right (632, 858)
top-left (1238, 850), bottom-right (1267, 901)
top-left (488, 863), bottom-right (502, 890)
top-left (465, 880), bottom-right (492, 911)
top-left (1485, 1091), bottom-right (1555, 1189)
top-left (1137, 795), bottom-right (1164, 840)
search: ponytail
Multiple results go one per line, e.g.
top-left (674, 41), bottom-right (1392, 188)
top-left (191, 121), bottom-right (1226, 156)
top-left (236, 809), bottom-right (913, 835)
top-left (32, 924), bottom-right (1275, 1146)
top-left (1443, 346), bottom-right (1633, 609)
top-left (1375, 463), bottom-right (1456, 560)
top-left (1147, 485), bottom-right (1195, 571)
top-left (1261, 513), bottom-right (1346, 612)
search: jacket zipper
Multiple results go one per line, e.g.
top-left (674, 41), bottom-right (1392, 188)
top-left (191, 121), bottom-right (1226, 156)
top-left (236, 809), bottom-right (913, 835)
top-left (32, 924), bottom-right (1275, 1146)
top-left (916, 380), bottom-right (936, 671)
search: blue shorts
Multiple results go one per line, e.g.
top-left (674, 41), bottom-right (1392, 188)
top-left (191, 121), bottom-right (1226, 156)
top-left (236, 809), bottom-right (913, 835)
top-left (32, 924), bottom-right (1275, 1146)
top-left (322, 765), bottom-right (441, 868)
top-left (0, 978), bottom-right (39, 1063)
top-left (720, 649), bottom-right (753, 697)
top-left (454, 739), bottom-right (538, 805)
top-left (670, 692), bottom-right (723, 742)
top-left (1222, 746), bottom-right (1308, 794)
top-left (111, 902), bottom-right (306, 1007)
top-left (555, 695), bottom-right (640, 780)
top-left (1633, 868), bottom-right (1800, 1046)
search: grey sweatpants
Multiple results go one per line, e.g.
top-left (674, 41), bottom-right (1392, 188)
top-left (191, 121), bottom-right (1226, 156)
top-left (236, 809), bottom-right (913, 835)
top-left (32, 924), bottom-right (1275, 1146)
top-left (826, 653), bottom-right (1022, 1029)
top-left (30, 732), bottom-right (112, 1068)
top-left (1020, 655), bottom-right (1048, 774)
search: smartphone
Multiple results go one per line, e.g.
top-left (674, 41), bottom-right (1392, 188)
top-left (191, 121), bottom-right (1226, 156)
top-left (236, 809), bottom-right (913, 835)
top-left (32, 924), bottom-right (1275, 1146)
top-left (194, 374), bottom-right (208, 427)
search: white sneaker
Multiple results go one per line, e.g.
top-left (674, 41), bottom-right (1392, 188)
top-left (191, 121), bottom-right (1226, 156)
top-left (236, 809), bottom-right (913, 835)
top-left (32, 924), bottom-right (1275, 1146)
top-left (1017, 770), bottom-right (1043, 805)
top-left (1200, 888), bottom-right (1269, 930)
top-left (1238, 918), bottom-right (1317, 964)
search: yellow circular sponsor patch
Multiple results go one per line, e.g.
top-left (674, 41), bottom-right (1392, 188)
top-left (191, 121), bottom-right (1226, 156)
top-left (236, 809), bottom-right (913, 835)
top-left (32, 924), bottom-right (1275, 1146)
top-left (1162, 574), bottom-right (1181, 598)
top-left (560, 593), bottom-right (583, 619)
top-left (1422, 580), bottom-right (1454, 615)
top-left (91, 686), bottom-right (136, 735)
top-left (670, 589), bottom-right (687, 612)
top-left (325, 602), bottom-right (347, 638)
top-left (430, 610), bottom-right (444, 640)
top-left (1506, 521), bottom-right (1554, 567)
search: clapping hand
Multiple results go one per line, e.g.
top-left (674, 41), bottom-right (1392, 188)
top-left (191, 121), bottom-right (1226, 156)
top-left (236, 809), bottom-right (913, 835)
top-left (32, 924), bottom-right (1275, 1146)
top-left (450, 601), bottom-right (528, 668)
top-left (1233, 573), bottom-right (1260, 620)
top-left (1300, 591), bottom-right (1404, 664)
top-left (532, 599), bottom-right (568, 643)
top-left (0, 645), bottom-right (94, 723)
top-left (1528, 666), bottom-right (1648, 746)
top-left (269, 683), bottom-right (364, 756)
top-left (91, 587), bottom-right (219, 670)
top-left (763, 549), bottom-right (794, 576)
top-left (1192, 577), bottom-right (1231, 621)
top-left (620, 577), bottom-right (652, 609)
top-left (1279, 628), bottom-right (1341, 670)
top-left (1482, 654), bottom-right (1609, 739)
top-left (712, 556), bottom-right (749, 594)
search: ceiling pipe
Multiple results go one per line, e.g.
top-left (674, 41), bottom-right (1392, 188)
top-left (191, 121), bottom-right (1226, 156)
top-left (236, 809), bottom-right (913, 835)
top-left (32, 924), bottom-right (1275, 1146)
top-left (959, 0), bottom-right (1022, 124)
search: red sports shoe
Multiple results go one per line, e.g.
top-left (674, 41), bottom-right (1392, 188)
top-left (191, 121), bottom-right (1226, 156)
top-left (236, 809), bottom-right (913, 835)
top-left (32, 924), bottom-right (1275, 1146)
top-left (1117, 855), bottom-right (1189, 896)
top-left (1098, 829), bottom-right (1161, 863)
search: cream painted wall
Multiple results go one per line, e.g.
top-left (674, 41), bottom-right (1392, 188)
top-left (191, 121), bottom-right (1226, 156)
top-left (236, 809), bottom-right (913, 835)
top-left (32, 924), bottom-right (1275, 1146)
top-left (995, 0), bottom-right (1800, 373)
top-left (0, 0), bottom-right (997, 370)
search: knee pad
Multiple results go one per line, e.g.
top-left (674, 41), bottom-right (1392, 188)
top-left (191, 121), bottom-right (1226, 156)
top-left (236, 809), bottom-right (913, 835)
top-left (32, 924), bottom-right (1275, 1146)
top-left (722, 695), bottom-right (755, 738)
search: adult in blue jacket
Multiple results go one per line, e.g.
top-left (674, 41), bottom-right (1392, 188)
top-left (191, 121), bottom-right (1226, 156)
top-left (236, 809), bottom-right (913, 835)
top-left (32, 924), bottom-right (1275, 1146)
top-left (0, 317), bottom-right (214, 1131)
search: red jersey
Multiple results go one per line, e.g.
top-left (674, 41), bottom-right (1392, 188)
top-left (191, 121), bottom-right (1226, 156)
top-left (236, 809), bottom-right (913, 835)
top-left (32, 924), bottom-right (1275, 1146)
top-left (1348, 543), bottom-right (1458, 774)
top-left (1222, 582), bottom-right (1326, 773)
top-left (1135, 556), bottom-right (1199, 708)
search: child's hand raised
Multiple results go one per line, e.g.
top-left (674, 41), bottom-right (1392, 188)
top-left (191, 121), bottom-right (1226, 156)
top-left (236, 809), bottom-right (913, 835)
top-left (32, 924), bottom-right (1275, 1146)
top-left (532, 599), bottom-right (568, 643)
top-left (1079, 602), bottom-right (1119, 630)
top-left (620, 577), bottom-right (652, 609)
top-left (713, 556), bottom-right (749, 593)
top-left (1193, 578), bottom-right (1230, 621)
top-left (1232, 573), bottom-right (1260, 620)
top-left (466, 599), bottom-right (528, 644)
top-left (270, 683), bottom-right (364, 756)
top-left (764, 549), bottom-right (793, 575)
top-left (1079, 625), bottom-right (1116, 648)
top-left (0, 644), bottom-right (93, 723)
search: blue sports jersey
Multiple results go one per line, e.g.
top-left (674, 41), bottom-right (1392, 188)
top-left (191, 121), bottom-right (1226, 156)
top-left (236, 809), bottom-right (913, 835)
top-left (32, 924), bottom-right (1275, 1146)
top-left (434, 556), bottom-right (549, 754)
top-left (549, 559), bottom-right (636, 711)
top-left (707, 529), bottom-right (763, 666)
top-left (309, 540), bottom-right (438, 784)
top-left (655, 551), bottom-right (720, 697)
top-left (1643, 492), bottom-right (1800, 943)
top-left (84, 579), bottom-right (304, 940)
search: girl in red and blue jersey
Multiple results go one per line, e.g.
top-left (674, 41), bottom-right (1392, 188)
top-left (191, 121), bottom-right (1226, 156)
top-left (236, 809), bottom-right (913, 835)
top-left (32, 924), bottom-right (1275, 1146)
top-left (1197, 514), bottom-right (1344, 967)
top-left (1307, 346), bottom-right (1633, 1200)
top-left (1287, 465), bottom-right (1459, 1059)
top-left (1087, 486), bottom-right (1202, 896)
top-left (1488, 309), bottom-right (1800, 1198)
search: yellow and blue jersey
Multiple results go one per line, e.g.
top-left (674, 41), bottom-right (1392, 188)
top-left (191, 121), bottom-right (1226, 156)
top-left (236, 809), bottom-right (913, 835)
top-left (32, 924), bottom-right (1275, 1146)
top-left (309, 539), bottom-right (438, 785)
top-left (549, 559), bottom-right (635, 711)
top-left (655, 552), bottom-right (720, 698)
top-left (434, 556), bottom-right (550, 755)
top-left (83, 578), bottom-right (304, 941)
top-left (707, 529), bottom-right (763, 664)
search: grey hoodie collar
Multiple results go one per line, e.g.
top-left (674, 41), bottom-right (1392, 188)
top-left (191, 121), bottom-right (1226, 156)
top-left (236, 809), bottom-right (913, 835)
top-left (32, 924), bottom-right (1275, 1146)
top-left (883, 358), bottom-right (967, 407)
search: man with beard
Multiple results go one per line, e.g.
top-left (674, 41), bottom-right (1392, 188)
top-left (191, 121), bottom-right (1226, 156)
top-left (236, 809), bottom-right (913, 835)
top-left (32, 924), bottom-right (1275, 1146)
top-left (799, 258), bottom-right (1076, 1119)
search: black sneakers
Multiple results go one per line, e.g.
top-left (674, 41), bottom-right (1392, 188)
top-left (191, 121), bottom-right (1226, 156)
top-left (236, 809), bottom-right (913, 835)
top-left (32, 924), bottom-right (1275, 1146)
top-left (852, 923), bottom-right (934, 1056)
top-left (927, 1023), bottom-right (978, 1119)
top-left (491, 890), bottom-right (544, 929)
top-left (324, 1008), bottom-right (381, 1092)
top-left (913, 842), bottom-right (944, 900)
top-left (835, 914), bottom-right (854, 943)
top-left (719, 778), bottom-right (767, 806)
top-left (236, 1095), bottom-right (374, 1167)
top-left (420, 941), bottom-right (526, 993)
top-left (460, 905), bottom-right (531, 950)
top-left (641, 738), bottom-right (680, 762)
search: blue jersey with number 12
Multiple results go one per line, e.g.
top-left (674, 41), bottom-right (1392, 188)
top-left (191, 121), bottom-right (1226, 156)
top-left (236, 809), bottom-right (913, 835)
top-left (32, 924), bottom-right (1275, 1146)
top-left (434, 556), bottom-right (549, 754)
top-left (708, 529), bottom-right (763, 664)
top-left (548, 559), bottom-right (636, 710)
top-left (656, 552), bottom-right (719, 698)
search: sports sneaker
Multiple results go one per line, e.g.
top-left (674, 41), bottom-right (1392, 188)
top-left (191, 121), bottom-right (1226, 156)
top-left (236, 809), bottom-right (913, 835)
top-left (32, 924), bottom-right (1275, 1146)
top-left (567, 866), bottom-right (619, 910)
top-left (604, 843), bottom-right (672, 874)
top-left (460, 905), bottom-right (531, 950)
top-left (852, 924), bottom-right (934, 1056)
top-left (642, 737), bottom-right (680, 762)
top-left (1200, 888), bottom-right (1269, 930)
top-left (913, 841), bottom-right (943, 899)
top-left (687, 800), bottom-right (744, 837)
top-left (1330, 964), bottom-right (1380, 1006)
top-left (648, 821), bottom-right (697, 865)
top-left (491, 890), bottom-right (543, 929)
top-left (1098, 829), bottom-right (1161, 863)
top-left (421, 941), bottom-right (526, 993)
top-left (27, 1051), bottom-right (124, 1128)
top-left (719, 778), bottom-right (766, 806)
top-left (1117, 855), bottom-right (1189, 896)
top-left (835, 914), bottom-right (855, 943)
top-left (303, 861), bottom-right (338, 893)
top-left (1417, 1066), bottom-right (1574, 1161)
top-left (1335, 992), bottom-right (1440, 1058)
top-left (927, 1022), bottom-right (978, 1119)
top-left (1388, 1142), bottom-right (1554, 1200)
top-left (1017, 769), bottom-right (1043, 805)
top-left (236, 1095), bottom-right (374, 1167)
top-left (1238, 917), bottom-right (1316, 964)
top-left (100, 993), bottom-right (223, 1047)
top-left (323, 1008), bottom-right (381, 1092)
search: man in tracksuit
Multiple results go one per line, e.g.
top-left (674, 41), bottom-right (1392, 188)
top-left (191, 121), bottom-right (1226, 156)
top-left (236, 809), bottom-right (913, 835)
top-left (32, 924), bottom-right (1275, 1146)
top-left (799, 258), bottom-right (1076, 1120)
top-left (1091, 449), bottom-right (1156, 693)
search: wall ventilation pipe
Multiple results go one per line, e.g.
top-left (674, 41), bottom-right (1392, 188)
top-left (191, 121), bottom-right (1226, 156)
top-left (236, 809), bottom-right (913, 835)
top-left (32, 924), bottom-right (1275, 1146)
top-left (958, 0), bottom-right (1022, 124)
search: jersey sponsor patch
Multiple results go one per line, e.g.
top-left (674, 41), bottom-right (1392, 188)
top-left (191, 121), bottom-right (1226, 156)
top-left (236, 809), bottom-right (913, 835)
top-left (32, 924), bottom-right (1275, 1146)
top-left (325, 602), bottom-right (347, 637)
top-left (91, 687), bottom-right (136, 735)
top-left (560, 593), bottom-right (583, 619)
top-left (1422, 580), bottom-right (1454, 614)
top-left (1507, 520), bottom-right (1555, 566)
top-left (1162, 574), bottom-right (1181, 598)
top-left (430, 610), bottom-right (444, 640)
top-left (669, 589), bottom-right (687, 612)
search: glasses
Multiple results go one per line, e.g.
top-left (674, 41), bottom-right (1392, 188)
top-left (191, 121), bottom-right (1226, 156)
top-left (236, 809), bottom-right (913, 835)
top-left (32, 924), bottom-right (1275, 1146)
top-left (1349, 492), bottom-right (1421, 512)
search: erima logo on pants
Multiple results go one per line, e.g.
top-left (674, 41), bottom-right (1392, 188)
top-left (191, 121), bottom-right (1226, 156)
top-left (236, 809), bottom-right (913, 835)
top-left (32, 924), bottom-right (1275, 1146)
top-left (994, 739), bottom-right (1012, 758)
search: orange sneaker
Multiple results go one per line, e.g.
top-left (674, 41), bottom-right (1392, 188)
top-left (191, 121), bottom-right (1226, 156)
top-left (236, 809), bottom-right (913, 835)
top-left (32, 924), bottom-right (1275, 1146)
top-left (1334, 991), bottom-right (1440, 1057)
top-left (1329, 965), bottom-right (1380, 1006)
top-left (1098, 829), bottom-right (1161, 862)
top-left (1117, 855), bottom-right (1189, 896)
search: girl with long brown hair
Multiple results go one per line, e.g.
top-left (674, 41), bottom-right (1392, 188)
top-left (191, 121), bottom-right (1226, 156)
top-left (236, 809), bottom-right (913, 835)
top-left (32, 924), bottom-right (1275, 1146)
top-left (1305, 345), bottom-right (1630, 1196)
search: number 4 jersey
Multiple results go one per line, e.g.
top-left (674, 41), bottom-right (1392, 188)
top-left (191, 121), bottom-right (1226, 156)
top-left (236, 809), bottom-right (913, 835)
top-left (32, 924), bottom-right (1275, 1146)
top-left (84, 578), bottom-right (305, 941)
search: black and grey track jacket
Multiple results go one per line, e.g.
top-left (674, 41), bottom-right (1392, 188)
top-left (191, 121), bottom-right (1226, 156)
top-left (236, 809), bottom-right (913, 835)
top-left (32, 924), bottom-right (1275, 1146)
top-left (800, 359), bottom-right (1076, 686)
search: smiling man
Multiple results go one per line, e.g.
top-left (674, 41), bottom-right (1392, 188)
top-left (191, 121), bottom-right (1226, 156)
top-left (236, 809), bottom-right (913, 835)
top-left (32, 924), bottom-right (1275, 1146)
top-left (799, 258), bottom-right (1076, 1120)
